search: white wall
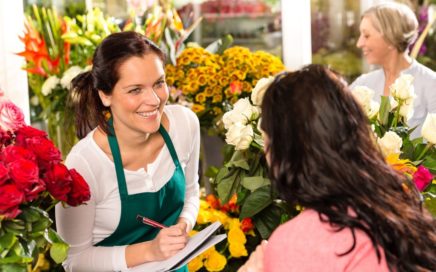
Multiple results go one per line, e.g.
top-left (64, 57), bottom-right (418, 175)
top-left (0, 0), bottom-right (30, 124)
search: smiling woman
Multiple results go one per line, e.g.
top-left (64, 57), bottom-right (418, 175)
top-left (55, 31), bottom-right (201, 272)
top-left (350, 2), bottom-right (436, 139)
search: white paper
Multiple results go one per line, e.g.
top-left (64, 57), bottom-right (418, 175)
top-left (125, 221), bottom-right (226, 272)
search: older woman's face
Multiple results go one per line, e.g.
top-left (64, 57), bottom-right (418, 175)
top-left (356, 16), bottom-right (393, 65)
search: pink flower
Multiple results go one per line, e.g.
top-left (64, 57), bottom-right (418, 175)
top-left (413, 166), bottom-right (433, 192)
top-left (0, 99), bottom-right (25, 132)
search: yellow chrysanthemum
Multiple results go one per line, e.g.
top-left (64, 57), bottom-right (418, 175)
top-left (229, 241), bottom-right (248, 258)
top-left (192, 104), bottom-right (205, 114)
top-left (195, 93), bottom-right (206, 103)
top-left (197, 208), bottom-right (213, 224)
top-left (212, 94), bottom-right (223, 103)
top-left (204, 250), bottom-right (227, 272)
top-left (187, 255), bottom-right (204, 272)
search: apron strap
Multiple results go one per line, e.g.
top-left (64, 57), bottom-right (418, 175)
top-left (107, 118), bottom-right (129, 198)
top-left (159, 125), bottom-right (181, 168)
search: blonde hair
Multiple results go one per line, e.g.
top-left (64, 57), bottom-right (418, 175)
top-left (363, 2), bottom-right (418, 52)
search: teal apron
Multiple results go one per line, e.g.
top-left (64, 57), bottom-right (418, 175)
top-left (96, 120), bottom-right (188, 272)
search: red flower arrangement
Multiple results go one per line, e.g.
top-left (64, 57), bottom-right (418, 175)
top-left (0, 94), bottom-right (90, 271)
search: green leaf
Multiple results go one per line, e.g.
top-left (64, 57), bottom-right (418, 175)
top-left (379, 96), bottom-right (391, 127)
top-left (0, 233), bottom-right (16, 251)
top-left (31, 216), bottom-right (52, 232)
top-left (46, 228), bottom-right (66, 244)
top-left (252, 204), bottom-right (283, 239)
top-left (226, 150), bottom-right (250, 170)
top-left (205, 34), bottom-right (234, 55)
top-left (216, 169), bottom-right (243, 203)
top-left (241, 176), bottom-right (270, 192)
top-left (0, 263), bottom-right (28, 272)
top-left (423, 194), bottom-right (436, 217)
top-left (50, 242), bottom-right (69, 264)
top-left (240, 186), bottom-right (273, 218)
top-left (19, 207), bottom-right (41, 223)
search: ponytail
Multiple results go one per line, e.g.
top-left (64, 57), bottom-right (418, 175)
top-left (69, 71), bottom-right (109, 139)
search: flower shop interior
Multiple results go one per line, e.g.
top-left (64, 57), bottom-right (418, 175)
top-left (0, 0), bottom-right (436, 271)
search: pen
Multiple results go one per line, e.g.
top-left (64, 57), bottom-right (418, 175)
top-left (136, 214), bottom-right (168, 229)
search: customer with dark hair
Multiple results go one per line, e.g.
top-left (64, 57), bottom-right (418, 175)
top-left (55, 31), bottom-right (200, 271)
top-left (239, 64), bottom-right (436, 272)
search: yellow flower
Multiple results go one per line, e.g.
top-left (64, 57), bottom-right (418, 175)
top-left (212, 94), bottom-right (223, 103)
top-left (204, 250), bottom-right (227, 271)
top-left (188, 255), bottom-right (204, 272)
top-left (197, 208), bottom-right (212, 224)
top-left (228, 225), bottom-right (246, 244)
top-left (192, 104), bottom-right (205, 114)
top-left (229, 241), bottom-right (248, 258)
top-left (386, 153), bottom-right (416, 175)
top-left (195, 93), bottom-right (206, 103)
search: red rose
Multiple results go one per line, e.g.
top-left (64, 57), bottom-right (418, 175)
top-left (0, 129), bottom-right (13, 147)
top-left (0, 99), bottom-right (25, 132)
top-left (43, 163), bottom-right (72, 202)
top-left (25, 137), bottom-right (61, 169)
top-left (15, 125), bottom-right (47, 147)
top-left (67, 169), bottom-right (91, 206)
top-left (8, 158), bottom-right (44, 201)
top-left (413, 166), bottom-right (433, 192)
top-left (1, 145), bottom-right (36, 164)
top-left (0, 162), bottom-right (9, 185)
top-left (0, 183), bottom-right (25, 219)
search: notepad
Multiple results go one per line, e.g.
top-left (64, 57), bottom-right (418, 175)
top-left (125, 221), bottom-right (226, 272)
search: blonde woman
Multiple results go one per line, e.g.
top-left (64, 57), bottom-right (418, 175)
top-left (350, 2), bottom-right (436, 137)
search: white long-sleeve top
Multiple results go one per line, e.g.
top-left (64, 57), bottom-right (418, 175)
top-left (55, 105), bottom-right (201, 272)
top-left (350, 60), bottom-right (436, 138)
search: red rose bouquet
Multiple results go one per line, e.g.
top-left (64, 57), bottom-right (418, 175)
top-left (0, 95), bottom-right (90, 271)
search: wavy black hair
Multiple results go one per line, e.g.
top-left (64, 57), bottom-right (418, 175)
top-left (70, 31), bottom-right (165, 138)
top-left (260, 64), bottom-right (436, 271)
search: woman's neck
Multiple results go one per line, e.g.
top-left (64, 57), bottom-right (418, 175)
top-left (381, 52), bottom-right (412, 95)
top-left (382, 53), bottom-right (412, 79)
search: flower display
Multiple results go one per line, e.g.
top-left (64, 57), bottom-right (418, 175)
top-left (352, 75), bottom-right (436, 214)
top-left (188, 193), bottom-right (258, 272)
top-left (209, 77), bottom-right (297, 256)
top-left (165, 45), bottom-right (285, 129)
top-left (0, 95), bottom-right (90, 271)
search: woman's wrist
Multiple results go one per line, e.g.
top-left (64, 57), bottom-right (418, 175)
top-left (125, 240), bottom-right (154, 268)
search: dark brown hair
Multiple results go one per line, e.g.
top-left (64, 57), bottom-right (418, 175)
top-left (70, 31), bottom-right (165, 138)
top-left (261, 64), bottom-right (436, 271)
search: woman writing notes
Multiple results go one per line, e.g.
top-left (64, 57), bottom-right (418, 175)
top-left (55, 31), bottom-right (200, 271)
top-left (239, 65), bottom-right (436, 271)
top-left (350, 2), bottom-right (436, 137)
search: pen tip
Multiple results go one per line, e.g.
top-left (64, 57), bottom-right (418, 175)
top-left (136, 214), bottom-right (142, 221)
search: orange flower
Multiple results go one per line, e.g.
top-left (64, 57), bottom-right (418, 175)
top-left (241, 218), bottom-right (254, 233)
top-left (206, 194), bottom-right (220, 209)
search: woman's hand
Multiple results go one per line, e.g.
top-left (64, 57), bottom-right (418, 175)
top-left (150, 225), bottom-right (188, 260)
top-left (238, 240), bottom-right (268, 272)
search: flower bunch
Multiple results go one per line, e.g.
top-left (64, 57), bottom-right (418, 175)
top-left (0, 95), bottom-right (91, 271)
top-left (209, 77), bottom-right (296, 253)
top-left (351, 75), bottom-right (436, 215)
top-left (188, 194), bottom-right (257, 272)
top-left (165, 46), bottom-right (285, 130)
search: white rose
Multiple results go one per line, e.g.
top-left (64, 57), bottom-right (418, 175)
top-left (390, 74), bottom-right (415, 100)
top-left (41, 76), bottom-right (60, 96)
top-left (233, 98), bottom-right (259, 120)
top-left (61, 66), bottom-right (84, 89)
top-left (368, 101), bottom-right (380, 119)
top-left (225, 123), bottom-right (254, 150)
top-left (398, 97), bottom-right (414, 121)
top-left (251, 76), bottom-right (275, 106)
top-left (421, 113), bottom-right (436, 145)
top-left (377, 131), bottom-right (403, 157)
top-left (351, 86), bottom-right (374, 112)
top-left (222, 109), bottom-right (248, 129)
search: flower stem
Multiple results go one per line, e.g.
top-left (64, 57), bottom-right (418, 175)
top-left (416, 142), bottom-right (432, 161)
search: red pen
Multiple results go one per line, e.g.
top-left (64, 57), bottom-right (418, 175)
top-left (136, 214), bottom-right (168, 229)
